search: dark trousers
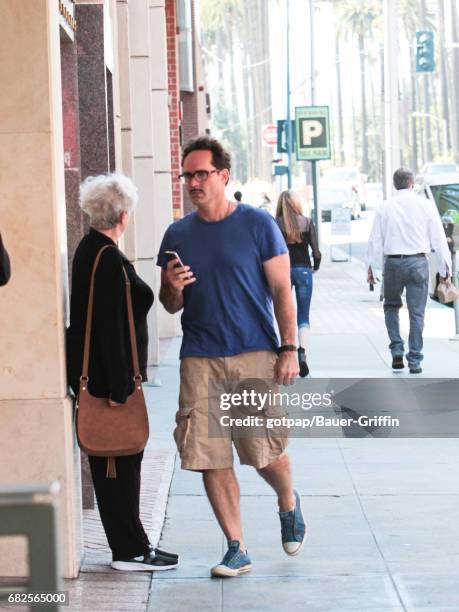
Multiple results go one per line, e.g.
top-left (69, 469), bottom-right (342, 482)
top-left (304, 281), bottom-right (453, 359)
top-left (88, 452), bottom-right (151, 561)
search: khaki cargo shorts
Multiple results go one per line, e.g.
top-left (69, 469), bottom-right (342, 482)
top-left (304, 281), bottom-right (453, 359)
top-left (174, 350), bottom-right (289, 470)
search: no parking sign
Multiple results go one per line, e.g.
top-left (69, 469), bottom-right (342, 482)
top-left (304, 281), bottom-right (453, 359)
top-left (295, 106), bottom-right (331, 161)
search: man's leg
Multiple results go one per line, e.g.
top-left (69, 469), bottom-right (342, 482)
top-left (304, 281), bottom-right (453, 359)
top-left (202, 467), bottom-right (245, 550)
top-left (257, 452), bottom-right (306, 556)
top-left (203, 467), bottom-right (253, 577)
top-left (175, 357), bottom-right (252, 577)
top-left (405, 257), bottom-right (429, 369)
top-left (383, 258), bottom-right (405, 357)
top-left (257, 452), bottom-right (295, 512)
top-left (229, 351), bottom-right (305, 557)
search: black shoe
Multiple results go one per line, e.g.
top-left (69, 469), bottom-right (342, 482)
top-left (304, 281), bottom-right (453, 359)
top-left (392, 355), bottom-right (404, 371)
top-left (148, 544), bottom-right (179, 561)
top-left (154, 548), bottom-right (179, 562)
top-left (298, 348), bottom-right (309, 378)
top-left (409, 366), bottom-right (422, 374)
top-left (111, 550), bottom-right (178, 572)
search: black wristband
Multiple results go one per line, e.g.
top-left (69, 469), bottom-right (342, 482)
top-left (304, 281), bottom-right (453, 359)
top-left (277, 344), bottom-right (297, 355)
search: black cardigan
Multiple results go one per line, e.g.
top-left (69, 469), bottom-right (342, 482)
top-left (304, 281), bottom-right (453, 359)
top-left (276, 215), bottom-right (321, 270)
top-left (0, 234), bottom-right (11, 286)
top-left (66, 229), bottom-right (154, 403)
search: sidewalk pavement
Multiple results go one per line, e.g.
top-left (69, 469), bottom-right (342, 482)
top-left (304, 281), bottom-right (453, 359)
top-left (148, 251), bottom-right (459, 612)
top-left (309, 243), bottom-right (459, 378)
top-left (63, 248), bottom-right (459, 611)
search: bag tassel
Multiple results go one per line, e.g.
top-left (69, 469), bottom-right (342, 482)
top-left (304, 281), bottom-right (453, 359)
top-left (106, 456), bottom-right (117, 479)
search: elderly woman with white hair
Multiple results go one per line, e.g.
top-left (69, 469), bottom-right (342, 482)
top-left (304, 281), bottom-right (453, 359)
top-left (67, 173), bottom-right (178, 572)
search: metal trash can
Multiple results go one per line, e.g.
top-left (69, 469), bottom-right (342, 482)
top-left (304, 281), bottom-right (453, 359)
top-left (0, 482), bottom-right (62, 611)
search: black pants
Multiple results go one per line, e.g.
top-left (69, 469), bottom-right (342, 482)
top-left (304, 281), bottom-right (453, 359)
top-left (88, 452), bottom-right (151, 561)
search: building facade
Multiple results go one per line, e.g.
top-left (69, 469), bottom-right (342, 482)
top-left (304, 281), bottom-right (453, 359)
top-left (0, 0), bottom-right (207, 578)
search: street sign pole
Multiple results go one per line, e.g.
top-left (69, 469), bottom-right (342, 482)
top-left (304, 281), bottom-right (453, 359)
top-left (383, 0), bottom-right (400, 197)
top-left (311, 161), bottom-right (319, 237)
top-left (309, 0), bottom-right (319, 242)
top-left (294, 105), bottom-right (331, 245)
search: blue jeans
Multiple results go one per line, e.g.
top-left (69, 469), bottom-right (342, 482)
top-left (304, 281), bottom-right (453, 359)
top-left (291, 266), bottom-right (313, 328)
top-left (383, 256), bottom-right (429, 368)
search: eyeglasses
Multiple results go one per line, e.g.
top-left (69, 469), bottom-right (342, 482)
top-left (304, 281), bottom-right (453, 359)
top-left (178, 169), bottom-right (219, 183)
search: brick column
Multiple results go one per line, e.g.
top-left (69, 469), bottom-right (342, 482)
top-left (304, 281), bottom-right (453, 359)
top-left (60, 38), bottom-right (84, 274)
top-left (180, 0), bottom-right (209, 215)
top-left (165, 0), bottom-right (182, 219)
top-left (75, 2), bottom-right (112, 509)
top-left (76, 3), bottom-right (110, 181)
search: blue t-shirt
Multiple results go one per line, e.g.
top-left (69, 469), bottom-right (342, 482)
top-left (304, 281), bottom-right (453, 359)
top-left (156, 204), bottom-right (288, 359)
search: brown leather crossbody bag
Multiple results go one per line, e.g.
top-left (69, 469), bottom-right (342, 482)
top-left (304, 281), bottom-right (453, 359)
top-left (75, 245), bottom-right (149, 478)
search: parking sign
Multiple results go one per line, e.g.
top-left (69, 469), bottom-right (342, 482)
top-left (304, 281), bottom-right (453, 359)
top-left (295, 106), bottom-right (331, 161)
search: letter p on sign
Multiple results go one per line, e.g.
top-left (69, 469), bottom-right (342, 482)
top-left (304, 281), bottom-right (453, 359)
top-left (301, 119), bottom-right (323, 146)
top-left (295, 106), bottom-right (331, 161)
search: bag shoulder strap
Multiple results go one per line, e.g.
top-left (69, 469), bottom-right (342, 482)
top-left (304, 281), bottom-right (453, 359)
top-left (80, 244), bottom-right (141, 383)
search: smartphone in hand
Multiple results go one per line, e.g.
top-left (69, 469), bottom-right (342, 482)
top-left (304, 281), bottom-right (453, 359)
top-left (165, 250), bottom-right (184, 269)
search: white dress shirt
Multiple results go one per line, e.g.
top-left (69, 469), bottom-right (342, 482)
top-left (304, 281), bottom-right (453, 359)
top-left (366, 188), bottom-right (452, 276)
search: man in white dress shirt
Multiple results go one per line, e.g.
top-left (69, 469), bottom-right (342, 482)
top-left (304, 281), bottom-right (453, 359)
top-left (366, 167), bottom-right (452, 374)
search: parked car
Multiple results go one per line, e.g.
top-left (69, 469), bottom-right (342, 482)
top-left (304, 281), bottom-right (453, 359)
top-left (416, 171), bottom-right (459, 217)
top-left (319, 166), bottom-right (366, 221)
top-left (415, 172), bottom-right (459, 301)
top-left (419, 162), bottom-right (459, 177)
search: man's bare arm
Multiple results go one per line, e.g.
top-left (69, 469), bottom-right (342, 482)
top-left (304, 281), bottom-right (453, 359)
top-left (159, 259), bottom-right (196, 314)
top-left (263, 253), bottom-right (296, 343)
top-left (263, 253), bottom-right (299, 385)
top-left (159, 273), bottom-right (184, 314)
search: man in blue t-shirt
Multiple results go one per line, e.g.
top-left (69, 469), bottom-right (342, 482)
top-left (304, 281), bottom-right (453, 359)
top-left (157, 136), bottom-right (306, 577)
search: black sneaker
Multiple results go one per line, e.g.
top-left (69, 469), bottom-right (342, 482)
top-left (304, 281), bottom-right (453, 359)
top-left (392, 355), bottom-right (404, 371)
top-left (149, 545), bottom-right (179, 562)
top-left (298, 348), bottom-right (309, 378)
top-left (409, 366), bottom-right (422, 374)
top-left (111, 550), bottom-right (178, 572)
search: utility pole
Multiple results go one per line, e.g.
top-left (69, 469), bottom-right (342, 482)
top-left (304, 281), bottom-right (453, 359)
top-left (286, 0), bottom-right (292, 188)
top-left (383, 0), bottom-right (400, 197)
top-left (420, 0), bottom-right (432, 163)
top-left (309, 0), bottom-right (320, 242)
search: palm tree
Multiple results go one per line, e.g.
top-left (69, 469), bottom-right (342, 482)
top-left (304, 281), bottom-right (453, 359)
top-left (200, 0), bottom-right (247, 177)
top-left (399, 0), bottom-right (423, 169)
top-left (334, 21), bottom-right (345, 164)
top-left (334, 0), bottom-right (381, 175)
top-left (201, 0), bottom-right (273, 183)
top-left (451, 0), bottom-right (459, 161)
top-left (438, 0), bottom-right (451, 153)
top-left (241, 0), bottom-right (272, 182)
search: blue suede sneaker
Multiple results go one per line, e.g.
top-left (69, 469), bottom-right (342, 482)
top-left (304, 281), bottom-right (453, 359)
top-left (211, 540), bottom-right (252, 577)
top-left (279, 489), bottom-right (306, 556)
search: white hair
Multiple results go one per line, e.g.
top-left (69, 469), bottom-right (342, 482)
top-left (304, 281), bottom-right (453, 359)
top-left (79, 173), bottom-right (139, 230)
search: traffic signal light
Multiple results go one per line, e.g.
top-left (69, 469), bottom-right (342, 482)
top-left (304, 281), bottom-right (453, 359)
top-left (416, 31), bottom-right (435, 72)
